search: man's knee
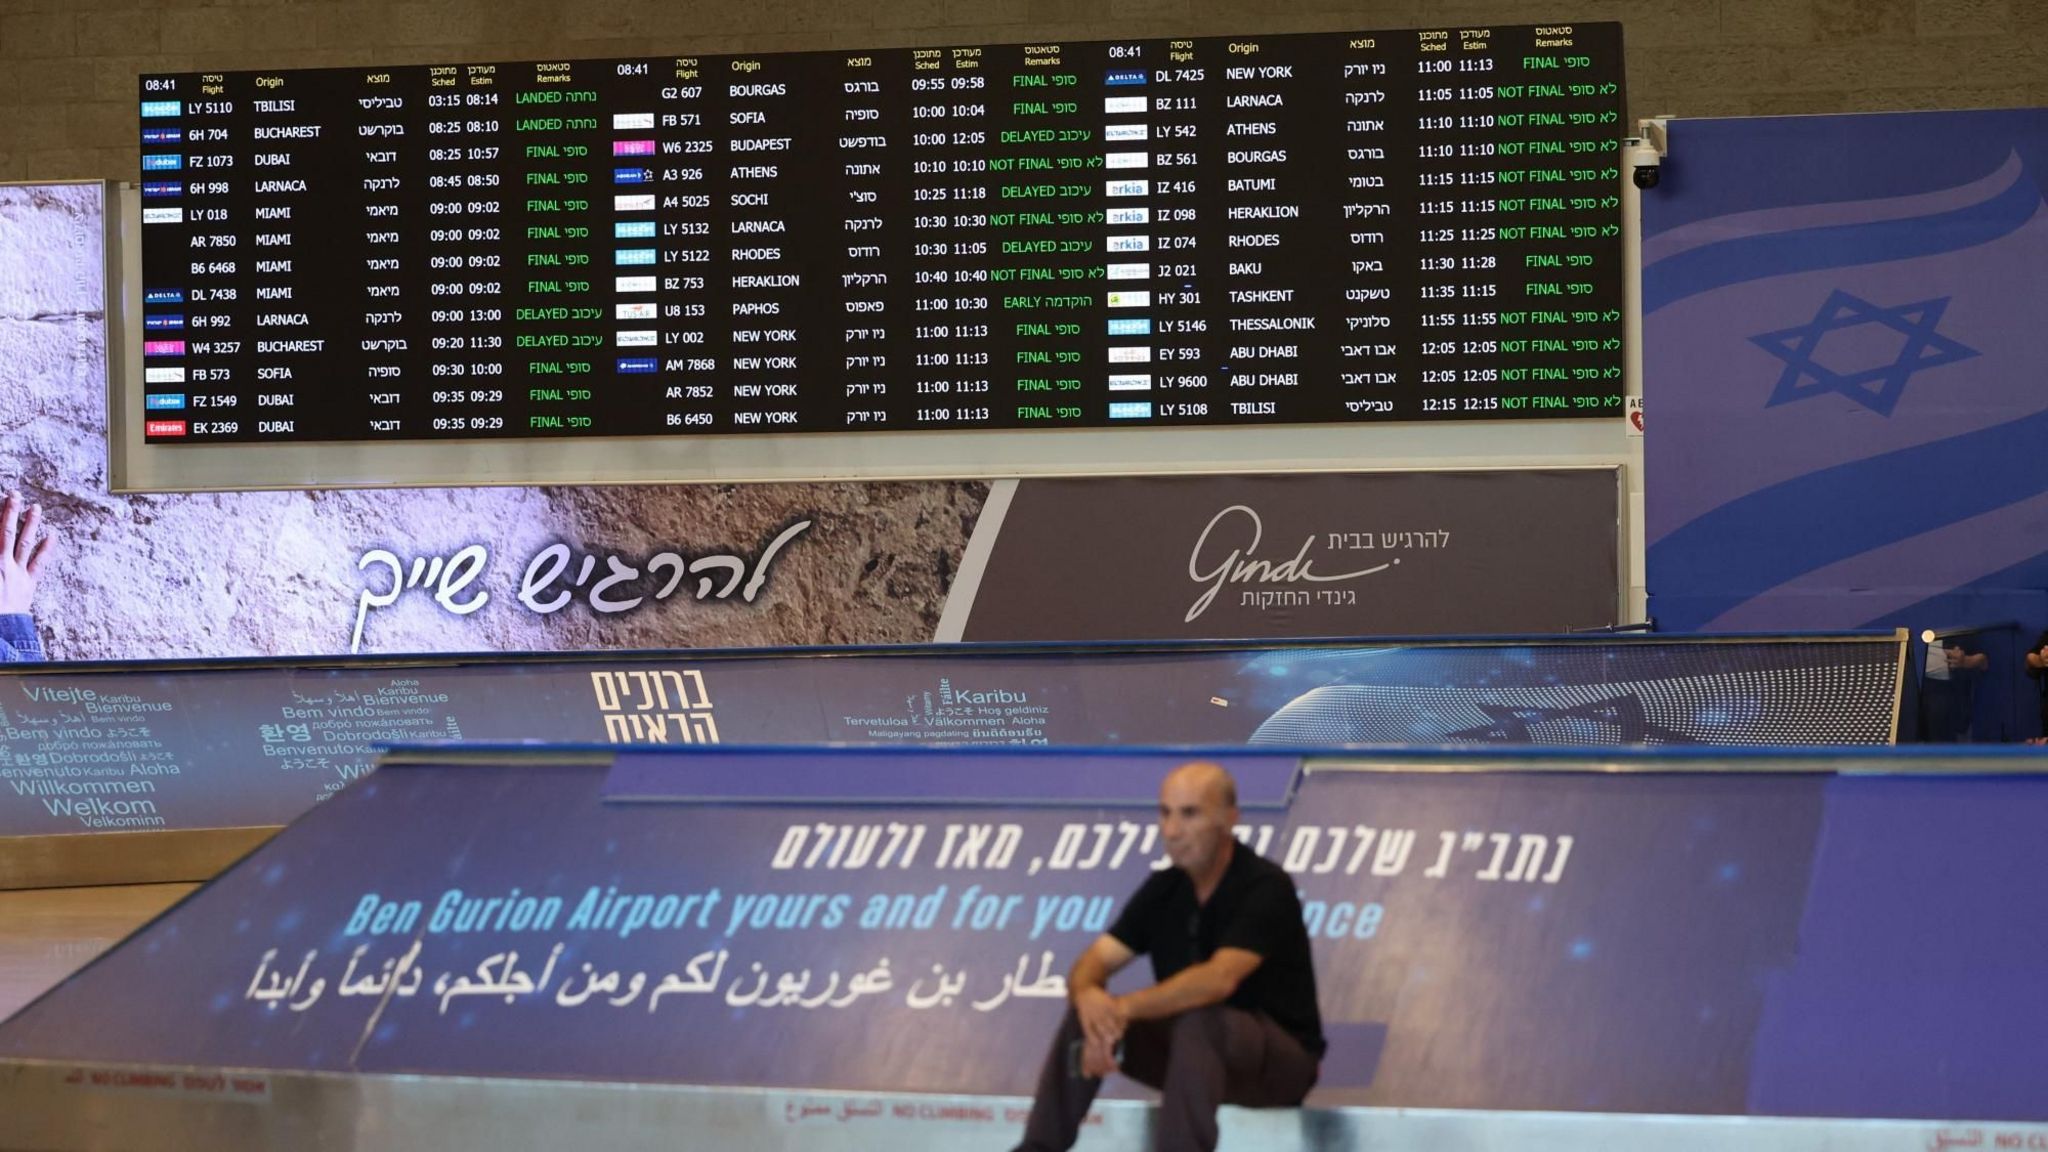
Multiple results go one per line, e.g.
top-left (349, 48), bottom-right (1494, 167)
top-left (1166, 1004), bottom-right (1229, 1051)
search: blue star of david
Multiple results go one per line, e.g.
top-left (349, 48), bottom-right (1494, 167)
top-left (1750, 290), bottom-right (1977, 416)
top-left (1445, 694), bottom-right (1695, 745)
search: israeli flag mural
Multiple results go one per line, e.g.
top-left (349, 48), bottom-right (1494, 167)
top-left (1645, 111), bottom-right (2048, 635)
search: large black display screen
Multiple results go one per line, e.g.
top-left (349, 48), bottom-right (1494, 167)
top-left (137, 24), bottom-right (1624, 444)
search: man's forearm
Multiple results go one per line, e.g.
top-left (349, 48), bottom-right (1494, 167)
top-left (1068, 951), bottom-right (1111, 1002)
top-left (1116, 961), bottom-right (1234, 1022)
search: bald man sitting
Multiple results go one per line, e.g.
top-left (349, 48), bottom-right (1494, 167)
top-left (1012, 762), bottom-right (1323, 1152)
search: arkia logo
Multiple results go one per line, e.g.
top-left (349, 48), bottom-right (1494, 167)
top-left (1185, 506), bottom-right (1392, 622)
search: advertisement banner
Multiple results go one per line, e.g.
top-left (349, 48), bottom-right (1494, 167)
top-left (0, 637), bottom-right (1904, 837)
top-left (956, 472), bottom-right (1619, 641)
top-left (3, 184), bottom-right (1620, 662)
top-left (4, 748), bottom-right (2043, 1123)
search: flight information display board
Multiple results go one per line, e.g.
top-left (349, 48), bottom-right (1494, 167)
top-left (135, 24), bottom-right (1624, 445)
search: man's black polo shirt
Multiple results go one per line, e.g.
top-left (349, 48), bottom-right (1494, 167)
top-left (1106, 844), bottom-right (1325, 1058)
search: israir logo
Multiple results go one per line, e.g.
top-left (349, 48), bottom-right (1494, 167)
top-left (1750, 290), bottom-right (1978, 416)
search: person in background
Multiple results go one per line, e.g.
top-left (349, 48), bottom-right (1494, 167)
top-left (2024, 630), bottom-right (2048, 742)
top-left (1919, 634), bottom-right (1990, 742)
top-left (1011, 761), bottom-right (1323, 1152)
top-left (0, 491), bottom-right (53, 662)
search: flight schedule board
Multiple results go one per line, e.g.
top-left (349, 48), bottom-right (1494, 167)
top-left (136, 24), bottom-right (1624, 445)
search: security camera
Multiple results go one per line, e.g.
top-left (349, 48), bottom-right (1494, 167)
top-left (1627, 121), bottom-right (1669, 192)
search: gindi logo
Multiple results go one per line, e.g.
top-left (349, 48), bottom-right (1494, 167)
top-left (1185, 506), bottom-right (1392, 622)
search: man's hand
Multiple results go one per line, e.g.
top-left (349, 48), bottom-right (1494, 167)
top-left (1065, 933), bottom-right (1136, 1050)
top-left (1078, 1036), bottom-right (1119, 1079)
top-left (0, 493), bottom-right (51, 616)
top-left (1072, 983), bottom-right (1127, 1051)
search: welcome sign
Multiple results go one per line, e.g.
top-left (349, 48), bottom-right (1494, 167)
top-left (6, 747), bottom-right (2040, 1124)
